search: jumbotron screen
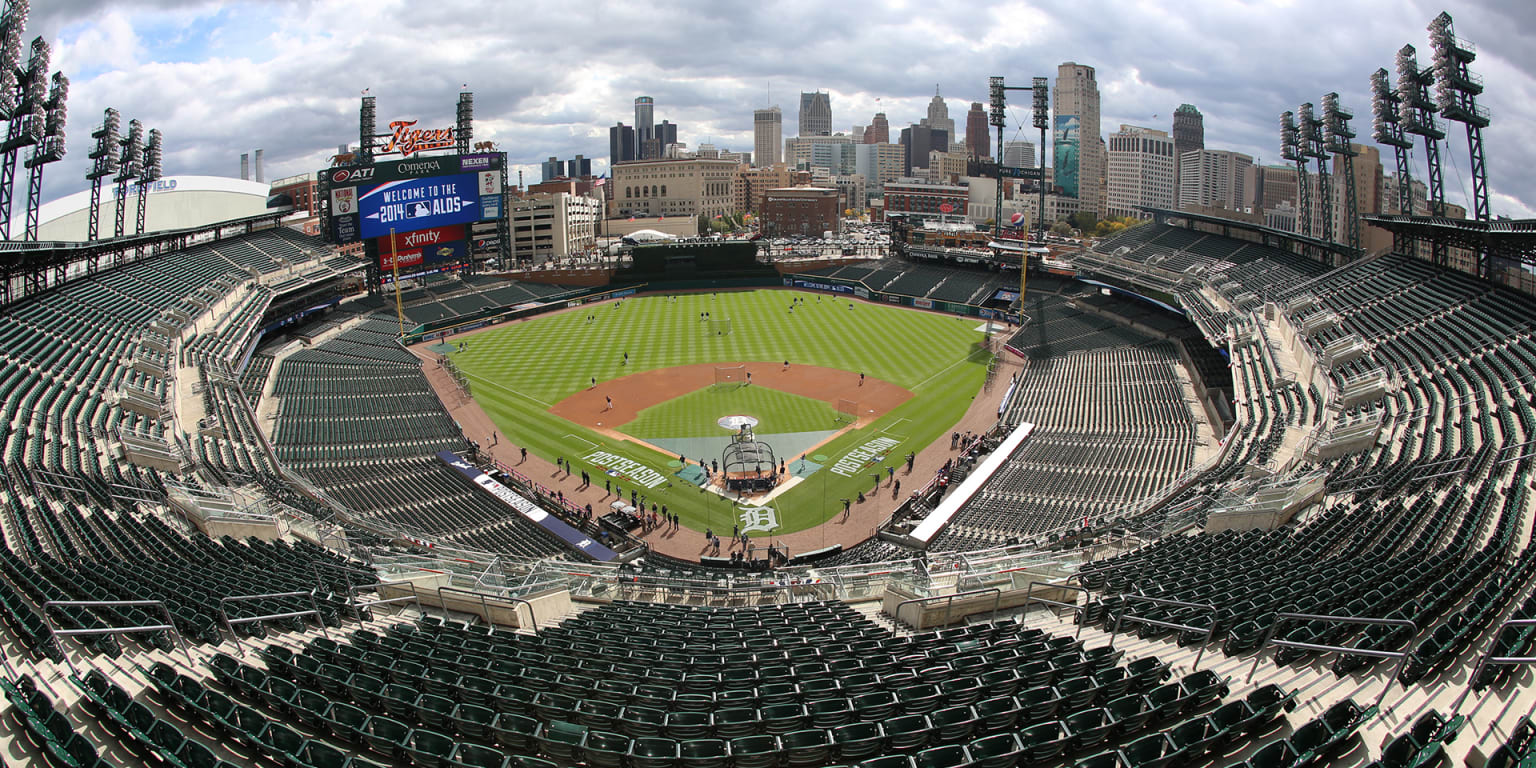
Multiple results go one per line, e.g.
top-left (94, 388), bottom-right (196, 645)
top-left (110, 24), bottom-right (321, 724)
top-left (324, 153), bottom-right (504, 272)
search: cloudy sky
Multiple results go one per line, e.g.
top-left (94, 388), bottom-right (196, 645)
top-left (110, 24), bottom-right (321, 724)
top-left (29, 0), bottom-right (1536, 217)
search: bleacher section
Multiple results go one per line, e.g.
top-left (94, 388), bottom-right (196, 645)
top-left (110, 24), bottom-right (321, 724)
top-left (267, 317), bottom-right (566, 558)
top-left (794, 260), bottom-right (1020, 307)
top-left (932, 344), bottom-right (1197, 551)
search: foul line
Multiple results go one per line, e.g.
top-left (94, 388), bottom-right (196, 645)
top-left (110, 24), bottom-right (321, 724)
top-left (457, 371), bottom-right (554, 409)
top-left (911, 346), bottom-right (993, 392)
top-left (563, 434), bottom-right (601, 453)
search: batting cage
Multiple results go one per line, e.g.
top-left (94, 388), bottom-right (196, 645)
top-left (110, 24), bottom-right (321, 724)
top-left (721, 424), bottom-right (779, 493)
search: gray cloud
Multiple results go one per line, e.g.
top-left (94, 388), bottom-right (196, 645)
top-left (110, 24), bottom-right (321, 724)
top-left (25, 0), bottom-right (1536, 217)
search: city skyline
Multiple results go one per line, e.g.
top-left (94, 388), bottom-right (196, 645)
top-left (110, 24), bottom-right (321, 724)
top-left (27, 0), bottom-right (1536, 219)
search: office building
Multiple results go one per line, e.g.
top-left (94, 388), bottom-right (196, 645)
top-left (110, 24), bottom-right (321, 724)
top-left (1172, 104), bottom-right (1204, 193)
top-left (609, 123), bottom-right (635, 167)
top-left (899, 125), bottom-right (948, 175)
top-left (610, 157), bottom-right (739, 219)
top-left (509, 192), bottom-right (601, 264)
top-left (920, 86), bottom-right (955, 148)
top-left (865, 113), bottom-right (890, 144)
top-left (635, 97), bottom-right (655, 158)
top-left (754, 107), bottom-right (783, 167)
top-left (854, 143), bottom-right (905, 203)
top-left (1105, 125), bottom-right (1176, 219)
top-left (1053, 62), bottom-right (1105, 216)
top-left (1178, 148), bottom-right (1253, 212)
top-left (965, 102), bottom-right (990, 158)
top-left (1003, 140), bottom-right (1037, 169)
top-left (799, 91), bottom-right (832, 136)
top-left (784, 133), bottom-right (854, 169)
top-left (762, 186), bottom-right (841, 236)
top-left (540, 157), bottom-right (563, 183)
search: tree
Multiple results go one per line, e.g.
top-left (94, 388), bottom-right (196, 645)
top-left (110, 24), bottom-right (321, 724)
top-left (1050, 220), bottom-right (1073, 236)
top-left (1068, 211), bottom-right (1099, 232)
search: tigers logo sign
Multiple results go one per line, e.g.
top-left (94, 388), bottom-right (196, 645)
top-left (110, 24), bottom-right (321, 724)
top-left (379, 120), bottom-right (456, 158)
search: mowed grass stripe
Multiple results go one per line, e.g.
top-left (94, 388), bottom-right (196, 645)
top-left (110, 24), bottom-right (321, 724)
top-left (452, 289), bottom-right (987, 536)
top-left (621, 385), bottom-right (840, 439)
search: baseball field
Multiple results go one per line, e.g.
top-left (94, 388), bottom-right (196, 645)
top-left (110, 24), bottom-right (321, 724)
top-left (448, 289), bottom-right (990, 538)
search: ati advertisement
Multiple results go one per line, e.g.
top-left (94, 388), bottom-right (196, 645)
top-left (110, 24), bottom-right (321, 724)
top-left (377, 225), bottom-right (468, 270)
top-left (359, 174), bottom-right (480, 240)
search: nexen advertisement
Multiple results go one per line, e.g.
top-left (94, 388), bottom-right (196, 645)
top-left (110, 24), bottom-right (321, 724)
top-left (359, 173), bottom-right (481, 239)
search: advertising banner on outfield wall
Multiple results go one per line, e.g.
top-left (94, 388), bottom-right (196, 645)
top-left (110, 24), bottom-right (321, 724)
top-left (790, 278), bottom-right (855, 294)
top-left (438, 451), bottom-right (619, 562)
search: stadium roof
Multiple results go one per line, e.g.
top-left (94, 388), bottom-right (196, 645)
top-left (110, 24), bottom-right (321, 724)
top-left (10, 175), bottom-right (274, 242)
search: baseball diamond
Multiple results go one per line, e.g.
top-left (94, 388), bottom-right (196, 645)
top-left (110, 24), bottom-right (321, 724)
top-left (448, 289), bottom-right (990, 537)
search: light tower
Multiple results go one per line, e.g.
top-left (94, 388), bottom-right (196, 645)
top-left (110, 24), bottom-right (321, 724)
top-left (1428, 12), bottom-right (1492, 277)
top-left (21, 69), bottom-right (63, 241)
top-left (1370, 68), bottom-right (1413, 217)
top-left (0, 30), bottom-right (49, 241)
top-left (1298, 102), bottom-right (1331, 245)
top-left (1397, 44), bottom-right (1447, 265)
top-left (358, 93), bottom-right (376, 164)
top-left (85, 108), bottom-right (120, 243)
top-left (987, 75), bottom-right (1050, 240)
top-left (134, 128), bottom-right (161, 235)
top-left (1428, 12), bottom-right (1489, 223)
top-left (113, 118), bottom-right (142, 239)
top-left (456, 89), bottom-right (473, 155)
top-left (1279, 110), bottom-right (1310, 238)
top-left (1322, 93), bottom-right (1358, 251)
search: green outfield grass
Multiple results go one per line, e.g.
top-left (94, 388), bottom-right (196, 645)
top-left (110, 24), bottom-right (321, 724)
top-left (451, 289), bottom-right (989, 537)
top-left (620, 384), bottom-right (838, 439)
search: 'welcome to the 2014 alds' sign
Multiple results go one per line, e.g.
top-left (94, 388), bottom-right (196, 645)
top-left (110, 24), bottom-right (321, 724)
top-left (379, 120), bottom-right (456, 158)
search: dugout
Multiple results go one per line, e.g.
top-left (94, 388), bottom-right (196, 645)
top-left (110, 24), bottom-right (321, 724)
top-left (721, 425), bottom-right (780, 493)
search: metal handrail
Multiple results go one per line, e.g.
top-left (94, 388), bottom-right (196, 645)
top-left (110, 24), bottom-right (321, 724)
top-left (1025, 582), bottom-right (1092, 639)
top-left (42, 599), bottom-right (194, 676)
top-left (219, 591), bottom-right (328, 657)
top-left (308, 561), bottom-right (376, 598)
top-left (1111, 594), bottom-right (1219, 670)
top-left (349, 581), bottom-right (423, 618)
top-left (1450, 617), bottom-right (1536, 713)
top-left (894, 587), bottom-right (1003, 631)
top-left (1247, 611), bottom-right (1416, 708)
top-left (436, 586), bottom-right (536, 632)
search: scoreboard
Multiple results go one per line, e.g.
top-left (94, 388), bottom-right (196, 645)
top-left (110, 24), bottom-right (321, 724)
top-left (321, 153), bottom-right (507, 277)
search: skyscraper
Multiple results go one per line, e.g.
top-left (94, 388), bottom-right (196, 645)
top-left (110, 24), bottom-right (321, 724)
top-left (608, 122), bottom-right (635, 167)
top-left (1003, 140), bottom-right (1037, 168)
top-left (866, 113), bottom-right (890, 144)
top-left (541, 156), bottom-right (563, 182)
top-left (1053, 62), bottom-right (1105, 216)
top-left (965, 102), bottom-right (990, 158)
top-left (1179, 149), bottom-right (1253, 211)
top-left (1105, 125), bottom-right (1175, 218)
top-left (899, 125), bottom-right (948, 176)
top-left (920, 87), bottom-right (955, 148)
top-left (799, 91), bottom-right (831, 136)
top-left (1172, 103), bottom-right (1204, 194)
top-left (635, 96), bottom-right (655, 158)
top-left (754, 107), bottom-right (783, 166)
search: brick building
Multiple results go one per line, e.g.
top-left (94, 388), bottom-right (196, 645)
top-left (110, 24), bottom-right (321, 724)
top-left (762, 186), bottom-right (840, 237)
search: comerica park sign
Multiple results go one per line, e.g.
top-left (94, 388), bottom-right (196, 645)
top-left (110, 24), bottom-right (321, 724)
top-left (379, 120), bottom-right (456, 158)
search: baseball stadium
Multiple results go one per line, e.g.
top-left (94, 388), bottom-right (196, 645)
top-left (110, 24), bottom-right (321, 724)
top-left (5, 9), bottom-right (1536, 768)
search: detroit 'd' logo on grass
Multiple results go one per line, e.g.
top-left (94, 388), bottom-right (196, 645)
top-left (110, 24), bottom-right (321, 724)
top-left (718, 415), bottom-right (759, 430)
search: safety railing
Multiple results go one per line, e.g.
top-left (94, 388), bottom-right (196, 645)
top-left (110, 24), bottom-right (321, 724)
top-left (1109, 594), bottom-right (1218, 670)
top-left (349, 581), bottom-right (423, 620)
top-left (1450, 617), bottom-right (1536, 713)
top-left (219, 591), bottom-right (328, 657)
top-left (1247, 612), bottom-right (1416, 708)
top-left (308, 561), bottom-right (377, 600)
top-left (894, 587), bottom-right (1002, 631)
top-left (1024, 582), bottom-right (1092, 639)
top-left (437, 586), bottom-right (537, 633)
top-left (42, 600), bottom-right (193, 676)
